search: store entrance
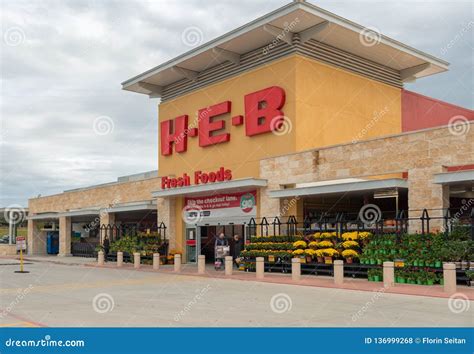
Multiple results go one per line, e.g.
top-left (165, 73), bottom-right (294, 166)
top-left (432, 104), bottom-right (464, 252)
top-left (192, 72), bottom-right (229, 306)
top-left (198, 224), bottom-right (246, 263)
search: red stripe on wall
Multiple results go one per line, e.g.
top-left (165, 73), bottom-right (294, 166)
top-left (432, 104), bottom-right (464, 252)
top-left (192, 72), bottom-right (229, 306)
top-left (402, 90), bottom-right (474, 132)
top-left (446, 164), bottom-right (474, 172)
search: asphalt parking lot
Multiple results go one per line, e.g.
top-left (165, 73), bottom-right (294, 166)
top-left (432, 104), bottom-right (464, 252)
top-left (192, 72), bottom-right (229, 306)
top-left (0, 259), bottom-right (472, 327)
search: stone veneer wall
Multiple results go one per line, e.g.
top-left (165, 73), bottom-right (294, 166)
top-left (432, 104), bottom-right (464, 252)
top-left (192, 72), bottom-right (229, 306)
top-left (28, 177), bottom-right (161, 214)
top-left (259, 124), bottom-right (474, 232)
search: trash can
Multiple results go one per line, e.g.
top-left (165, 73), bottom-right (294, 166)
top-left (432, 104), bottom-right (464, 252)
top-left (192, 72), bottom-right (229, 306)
top-left (46, 232), bottom-right (59, 254)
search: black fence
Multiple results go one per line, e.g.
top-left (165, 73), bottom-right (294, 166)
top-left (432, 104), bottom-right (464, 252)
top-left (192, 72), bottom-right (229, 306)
top-left (246, 208), bottom-right (474, 240)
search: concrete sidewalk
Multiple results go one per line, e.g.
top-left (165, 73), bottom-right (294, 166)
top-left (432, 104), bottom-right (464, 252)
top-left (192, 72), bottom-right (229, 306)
top-left (3, 255), bottom-right (473, 300)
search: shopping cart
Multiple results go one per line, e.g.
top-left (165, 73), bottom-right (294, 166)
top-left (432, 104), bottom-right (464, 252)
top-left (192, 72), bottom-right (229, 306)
top-left (214, 245), bottom-right (230, 270)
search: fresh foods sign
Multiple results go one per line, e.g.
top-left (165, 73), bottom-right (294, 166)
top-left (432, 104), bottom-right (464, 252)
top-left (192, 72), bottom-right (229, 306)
top-left (161, 167), bottom-right (232, 189)
top-left (160, 86), bottom-right (286, 156)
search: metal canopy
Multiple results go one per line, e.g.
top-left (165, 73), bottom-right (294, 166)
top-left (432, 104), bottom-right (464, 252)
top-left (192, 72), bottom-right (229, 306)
top-left (433, 170), bottom-right (474, 185)
top-left (122, 1), bottom-right (448, 97)
top-left (268, 178), bottom-right (408, 198)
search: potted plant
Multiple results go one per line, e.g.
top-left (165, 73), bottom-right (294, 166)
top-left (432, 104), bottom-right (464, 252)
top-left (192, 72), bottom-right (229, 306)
top-left (322, 248), bottom-right (339, 264)
top-left (315, 249), bottom-right (324, 263)
top-left (341, 249), bottom-right (359, 264)
top-left (466, 270), bottom-right (474, 287)
top-left (425, 272), bottom-right (437, 285)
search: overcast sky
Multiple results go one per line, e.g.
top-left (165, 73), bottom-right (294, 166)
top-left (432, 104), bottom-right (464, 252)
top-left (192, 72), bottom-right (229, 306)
top-left (1, 0), bottom-right (473, 207)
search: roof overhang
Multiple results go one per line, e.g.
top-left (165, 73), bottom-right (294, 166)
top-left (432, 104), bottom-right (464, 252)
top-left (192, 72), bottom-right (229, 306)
top-left (152, 178), bottom-right (268, 198)
top-left (433, 170), bottom-right (474, 185)
top-left (122, 1), bottom-right (448, 97)
top-left (269, 178), bottom-right (408, 198)
top-left (107, 201), bottom-right (157, 213)
top-left (27, 212), bottom-right (60, 220)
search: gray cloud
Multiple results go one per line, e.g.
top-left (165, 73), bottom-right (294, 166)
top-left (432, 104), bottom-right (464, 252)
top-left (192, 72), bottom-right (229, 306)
top-left (1, 0), bottom-right (472, 207)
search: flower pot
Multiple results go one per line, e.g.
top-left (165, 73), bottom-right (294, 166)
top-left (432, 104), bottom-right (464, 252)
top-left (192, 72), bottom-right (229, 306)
top-left (417, 279), bottom-right (423, 285)
top-left (373, 275), bottom-right (380, 282)
top-left (346, 257), bottom-right (353, 264)
top-left (306, 256), bottom-right (312, 263)
top-left (368, 276), bottom-right (373, 281)
top-left (376, 259), bottom-right (382, 265)
top-left (413, 260), bottom-right (418, 267)
top-left (418, 261), bottom-right (424, 267)
top-left (317, 256), bottom-right (324, 263)
top-left (391, 250), bottom-right (396, 255)
top-left (395, 277), bottom-right (401, 283)
top-left (399, 278), bottom-right (406, 284)
top-left (324, 256), bottom-right (333, 264)
top-left (369, 259), bottom-right (376, 265)
top-left (427, 280), bottom-right (434, 285)
top-left (435, 261), bottom-right (442, 268)
top-left (440, 279), bottom-right (444, 286)
top-left (408, 280), bottom-right (416, 284)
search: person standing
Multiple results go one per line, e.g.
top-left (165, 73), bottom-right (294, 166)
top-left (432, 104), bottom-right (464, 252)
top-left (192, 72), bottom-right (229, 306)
top-left (232, 234), bottom-right (243, 267)
top-left (214, 232), bottom-right (228, 270)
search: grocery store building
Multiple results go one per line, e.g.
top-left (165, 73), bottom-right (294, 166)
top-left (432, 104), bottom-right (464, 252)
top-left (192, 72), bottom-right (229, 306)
top-left (27, 1), bottom-right (473, 262)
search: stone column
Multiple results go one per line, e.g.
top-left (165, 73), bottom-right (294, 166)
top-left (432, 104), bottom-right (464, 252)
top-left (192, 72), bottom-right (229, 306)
top-left (58, 216), bottom-right (72, 257)
top-left (225, 256), bottom-right (233, 276)
top-left (153, 253), bottom-right (160, 270)
top-left (291, 258), bottom-right (301, 281)
top-left (98, 251), bottom-right (104, 266)
top-left (116, 252), bottom-right (123, 267)
top-left (383, 261), bottom-right (394, 288)
top-left (256, 257), bottom-right (264, 279)
top-left (99, 211), bottom-right (115, 226)
top-left (174, 254), bottom-right (181, 272)
top-left (27, 219), bottom-right (46, 256)
top-left (133, 252), bottom-right (141, 269)
top-left (408, 167), bottom-right (449, 233)
top-left (198, 255), bottom-right (205, 274)
top-left (443, 263), bottom-right (457, 294)
top-left (333, 260), bottom-right (344, 285)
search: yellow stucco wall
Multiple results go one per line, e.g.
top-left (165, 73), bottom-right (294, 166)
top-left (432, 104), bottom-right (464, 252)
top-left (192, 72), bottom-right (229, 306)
top-left (158, 54), bottom-right (402, 180)
top-left (294, 56), bottom-right (402, 151)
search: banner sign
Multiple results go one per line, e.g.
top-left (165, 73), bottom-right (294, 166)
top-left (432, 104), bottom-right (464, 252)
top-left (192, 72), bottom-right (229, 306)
top-left (16, 236), bottom-right (26, 251)
top-left (184, 190), bottom-right (257, 224)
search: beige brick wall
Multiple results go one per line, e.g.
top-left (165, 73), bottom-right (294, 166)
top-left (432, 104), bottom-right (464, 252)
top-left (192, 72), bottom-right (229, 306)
top-left (260, 124), bottom-right (474, 231)
top-left (28, 177), bottom-right (160, 214)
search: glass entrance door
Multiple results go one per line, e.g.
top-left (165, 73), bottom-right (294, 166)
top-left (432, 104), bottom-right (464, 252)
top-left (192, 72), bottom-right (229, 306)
top-left (185, 227), bottom-right (197, 263)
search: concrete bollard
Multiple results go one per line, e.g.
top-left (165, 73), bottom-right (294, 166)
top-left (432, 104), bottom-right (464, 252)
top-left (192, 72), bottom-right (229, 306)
top-left (225, 256), bottom-right (233, 276)
top-left (116, 252), bottom-right (123, 267)
top-left (174, 254), bottom-right (181, 272)
top-left (443, 262), bottom-right (457, 294)
top-left (98, 251), bottom-right (104, 266)
top-left (198, 255), bottom-right (205, 274)
top-left (333, 260), bottom-right (344, 285)
top-left (153, 253), bottom-right (160, 270)
top-left (291, 258), bottom-right (301, 281)
top-left (133, 252), bottom-right (141, 269)
top-left (256, 257), bottom-right (264, 279)
top-left (383, 261), bottom-right (394, 288)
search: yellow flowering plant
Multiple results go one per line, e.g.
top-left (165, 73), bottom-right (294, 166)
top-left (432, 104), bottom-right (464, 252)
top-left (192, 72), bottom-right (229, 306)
top-left (304, 249), bottom-right (317, 257)
top-left (292, 249), bottom-right (304, 256)
top-left (321, 248), bottom-right (339, 257)
top-left (320, 232), bottom-right (336, 239)
top-left (308, 241), bottom-right (319, 249)
top-left (317, 240), bottom-right (334, 248)
top-left (341, 249), bottom-right (359, 258)
top-left (342, 232), bottom-right (358, 241)
top-left (293, 240), bottom-right (307, 249)
top-left (342, 240), bottom-right (359, 249)
top-left (358, 232), bottom-right (372, 240)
